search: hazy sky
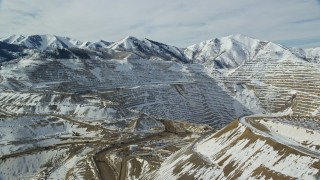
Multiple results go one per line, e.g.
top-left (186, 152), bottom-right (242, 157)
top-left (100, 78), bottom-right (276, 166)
top-left (0, 0), bottom-right (320, 47)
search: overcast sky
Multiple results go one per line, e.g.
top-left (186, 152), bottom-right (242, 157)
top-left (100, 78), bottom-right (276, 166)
top-left (0, 0), bottom-right (320, 47)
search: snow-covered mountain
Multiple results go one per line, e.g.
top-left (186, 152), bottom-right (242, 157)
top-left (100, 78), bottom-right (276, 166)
top-left (185, 34), bottom-right (265, 67)
top-left (1, 34), bottom-right (320, 117)
top-left (86, 40), bottom-right (112, 49)
top-left (1, 33), bottom-right (320, 116)
top-left (2, 34), bottom-right (319, 63)
top-left (0, 34), bottom-right (320, 179)
top-left (183, 34), bottom-right (320, 117)
top-left (185, 34), bottom-right (320, 74)
top-left (109, 36), bottom-right (190, 63)
top-left (0, 34), bottom-right (112, 50)
top-left (0, 34), bottom-right (190, 62)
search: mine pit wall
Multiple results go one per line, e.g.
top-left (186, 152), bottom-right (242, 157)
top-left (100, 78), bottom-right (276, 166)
top-left (216, 59), bottom-right (320, 117)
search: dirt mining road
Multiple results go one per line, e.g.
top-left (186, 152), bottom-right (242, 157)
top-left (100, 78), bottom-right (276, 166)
top-left (93, 132), bottom-right (173, 180)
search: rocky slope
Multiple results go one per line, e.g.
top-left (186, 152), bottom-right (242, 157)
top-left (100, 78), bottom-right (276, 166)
top-left (145, 116), bottom-right (320, 179)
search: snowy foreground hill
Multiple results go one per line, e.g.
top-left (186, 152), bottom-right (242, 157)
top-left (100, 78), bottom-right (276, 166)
top-left (0, 34), bottom-right (319, 179)
top-left (146, 116), bottom-right (320, 179)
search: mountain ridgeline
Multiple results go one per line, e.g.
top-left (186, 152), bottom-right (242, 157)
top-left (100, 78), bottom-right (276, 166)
top-left (1, 34), bottom-right (319, 64)
top-left (1, 34), bottom-right (320, 119)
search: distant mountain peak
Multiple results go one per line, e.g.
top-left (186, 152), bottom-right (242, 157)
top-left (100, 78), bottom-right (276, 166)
top-left (184, 34), bottom-right (320, 73)
top-left (109, 36), bottom-right (190, 63)
top-left (0, 34), bottom-right (112, 50)
top-left (123, 35), bottom-right (139, 40)
top-left (1, 34), bottom-right (319, 65)
top-left (1, 34), bottom-right (26, 44)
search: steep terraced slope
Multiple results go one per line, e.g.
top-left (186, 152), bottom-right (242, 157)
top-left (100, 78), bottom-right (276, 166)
top-left (0, 56), bottom-right (251, 128)
top-left (212, 58), bottom-right (320, 116)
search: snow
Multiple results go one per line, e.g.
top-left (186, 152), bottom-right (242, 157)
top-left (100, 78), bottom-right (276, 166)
top-left (241, 117), bottom-right (317, 156)
top-left (115, 60), bottom-right (133, 71)
top-left (48, 147), bottom-right (94, 180)
top-left (73, 105), bottom-right (118, 120)
top-left (148, 116), bottom-right (320, 179)
top-left (0, 148), bottom-right (70, 180)
top-left (109, 36), bottom-right (189, 63)
top-left (195, 123), bottom-right (246, 161)
top-left (153, 146), bottom-right (193, 180)
top-left (185, 34), bottom-right (263, 71)
top-left (1, 33), bottom-right (320, 179)
top-left (0, 115), bottom-right (102, 156)
top-left (0, 34), bottom-right (101, 50)
top-left (86, 40), bottom-right (112, 49)
top-left (260, 119), bottom-right (320, 151)
top-left (169, 119), bottom-right (320, 179)
top-left (233, 86), bottom-right (265, 114)
top-left (1, 34), bottom-right (25, 44)
top-left (185, 34), bottom-right (320, 80)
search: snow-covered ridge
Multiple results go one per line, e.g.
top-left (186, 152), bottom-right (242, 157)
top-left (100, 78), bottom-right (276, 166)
top-left (0, 34), bottom-right (191, 63)
top-left (109, 36), bottom-right (190, 63)
top-left (0, 34), bottom-right (112, 50)
top-left (185, 34), bottom-right (320, 73)
top-left (185, 34), bottom-right (265, 65)
top-left (259, 118), bottom-right (320, 152)
top-left (146, 118), bottom-right (320, 179)
top-left (1, 34), bottom-right (319, 64)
